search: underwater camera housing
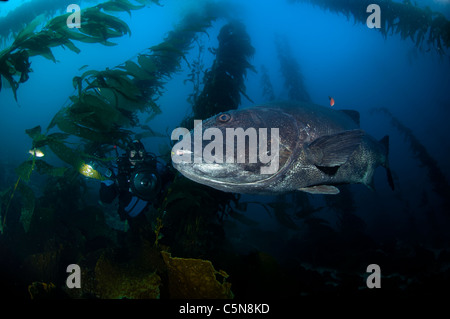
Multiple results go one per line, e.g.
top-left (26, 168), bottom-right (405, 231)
top-left (130, 167), bottom-right (161, 201)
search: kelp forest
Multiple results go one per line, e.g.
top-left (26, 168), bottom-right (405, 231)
top-left (291, 0), bottom-right (450, 55)
top-left (1, 0), bottom-right (450, 299)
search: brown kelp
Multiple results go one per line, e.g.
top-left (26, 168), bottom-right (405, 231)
top-left (1, 2), bottom-right (258, 298)
top-left (161, 251), bottom-right (233, 298)
top-left (0, 0), bottom-right (97, 44)
top-left (260, 64), bottom-right (276, 102)
top-left (275, 34), bottom-right (311, 103)
top-left (0, 0), bottom-right (156, 46)
top-left (0, 0), bottom-right (160, 101)
top-left (371, 107), bottom-right (450, 211)
top-left (184, 39), bottom-right (206, 109)
top-left (47, 1), bottom-right (229, 155)
top-left (159, 21), bottom-right (256, 257)
top-left (0, 125), bottom-right (76, 234)
top-left (189, 20), bottom-right (256, 122)
top-left (289, 0), bottom-right (450, 55)
top-left (92, 254), bottom-right (161, 299)
top-left (1, 1), bottom-right (229, 234)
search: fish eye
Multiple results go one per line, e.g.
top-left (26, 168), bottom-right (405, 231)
top-left (218, 113), bottom-right (231, 123)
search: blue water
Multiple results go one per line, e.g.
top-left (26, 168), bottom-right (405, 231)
top-left (1, 0), bottom-right (450, 300)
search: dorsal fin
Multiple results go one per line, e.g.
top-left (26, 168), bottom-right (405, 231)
top-left (339, 110), bottom-right (360, 127)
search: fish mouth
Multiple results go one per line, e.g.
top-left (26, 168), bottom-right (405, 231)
top-left (174, 152), bottom-right (293, 189)
top-left (183, 166), bottom-right (281, 187)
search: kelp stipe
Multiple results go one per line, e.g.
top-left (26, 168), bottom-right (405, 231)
top-left (275, 34), bottom-right (311, 103)
top-left (191, 20), bottom-right (256, 121)
top-left (161, 20), bottom-right (256, 256)
top-left (259, 64), bottom-right (276, 102)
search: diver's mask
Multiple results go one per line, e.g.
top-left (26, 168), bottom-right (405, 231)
top-left (129, 150), bottom-right (145, 164)
top-left (128, 140), bottom-right (146, 164)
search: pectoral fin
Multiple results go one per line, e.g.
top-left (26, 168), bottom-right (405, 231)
top-left (306, 129), bottom-right (365, 167)
top-left (299, 185), bottom-right (340, 195)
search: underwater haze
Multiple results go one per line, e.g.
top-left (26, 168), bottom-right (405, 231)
top-left (1, 0), bottom-right (450, 302)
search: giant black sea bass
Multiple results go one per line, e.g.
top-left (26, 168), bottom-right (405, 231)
top-left (171, 101), bottom-right (394, 195)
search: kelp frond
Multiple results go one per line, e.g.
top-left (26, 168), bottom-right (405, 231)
top-left (190, 20), bottom-right (256, 121)
top-left (290, 0), bottom-right (450, 55)
top-left (47, 0), bottom-right (230, 151)
top-left (0, 0), bottom-right (155, 101)
top-left (6, 1), bottom-right (234, 239)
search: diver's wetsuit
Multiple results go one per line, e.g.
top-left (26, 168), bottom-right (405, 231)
top-left (99, 154), bottom-right (172, 221)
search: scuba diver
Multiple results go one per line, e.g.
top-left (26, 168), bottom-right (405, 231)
top-left (99, 140), bottom-right (173, 227)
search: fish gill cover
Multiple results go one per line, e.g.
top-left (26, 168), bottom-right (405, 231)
top-left (0, 0), bottom-right (449, 304)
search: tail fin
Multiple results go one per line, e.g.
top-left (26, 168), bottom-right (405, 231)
top-left (379, 135), bottom-right (395, 190)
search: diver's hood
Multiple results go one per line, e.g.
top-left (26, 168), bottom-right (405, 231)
top-left (130, 167), bottom-right (161, 201)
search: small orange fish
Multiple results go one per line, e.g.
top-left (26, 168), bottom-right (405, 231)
top-left (329, 96), bottom-right (335, 107)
